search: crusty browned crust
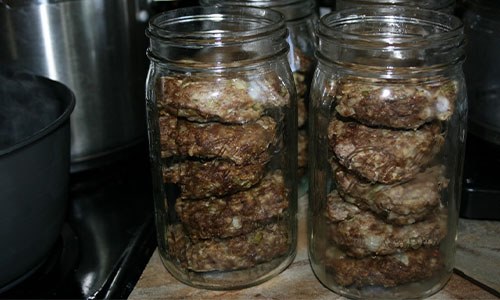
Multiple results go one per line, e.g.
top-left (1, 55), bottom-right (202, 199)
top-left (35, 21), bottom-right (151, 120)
top-left (328, 118), bottom-right (444, 184)
top-left (334, 78), bottom-right (458, 129)
top-left (157, 73), bottom-right (289, 124)
top-left (334, 163), bottom-right (449, 225)
top-left (159, 113), bottom-right (276, 165)
top-left (163, 159), bottom-right (266, 199)
top-left (325, 191), bottom-right (447, 258)
top-left (324, 246), bottom-right (443, 287)
top-left (175, 171), bottom-right (288, 240)
top-left (167, 223), bottom-right (290, 272)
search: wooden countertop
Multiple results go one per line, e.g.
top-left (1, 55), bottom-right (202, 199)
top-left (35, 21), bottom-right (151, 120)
top-left (130, 196), bottom-right (500, 299)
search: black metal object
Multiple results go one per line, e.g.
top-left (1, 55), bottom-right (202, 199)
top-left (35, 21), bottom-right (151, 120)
top-left (0, 145), bottom-right (156, 299)
top-left (0, 68), bottom-right (75, 291)
top-left (461, 134), bottom-right (500, 220)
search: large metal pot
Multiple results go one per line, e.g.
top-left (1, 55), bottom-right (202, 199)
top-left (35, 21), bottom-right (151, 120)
top-left (0, 67), bottom-right (75, 292)
top-left (0, 0), bottom-right (149, 172)
top-left (462, 0), bottom-right (500, 145)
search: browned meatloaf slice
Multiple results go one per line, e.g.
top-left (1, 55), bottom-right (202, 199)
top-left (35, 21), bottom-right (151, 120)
top-left (157, 73), bottom-right (289, 124)
top-left (324, 246), bottom-right (443, 287)
top-left (334, 77), bottom-right (457, 129)
top-left (325, 191), bottom-right (447, 258)
top-left (163, 159), bottom-right (267, 199)
top-left (175, 171), bottom-right (288, 240)
top-left (159, 113), bottom-right (276, 165)
top-left (166, 223), bottom-right (290, 272)
top-left (328, 118), bottom-right (444, 184)
top-left (334, 163), bottom-right (449, 225)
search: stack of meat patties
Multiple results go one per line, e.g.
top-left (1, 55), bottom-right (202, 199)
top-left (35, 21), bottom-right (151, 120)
top-left (291, 47), bottom-right (315, 178)
top-left (324, 77), bottom-right (458, 287)
top-left (156, 73), bottom-right (292, 272)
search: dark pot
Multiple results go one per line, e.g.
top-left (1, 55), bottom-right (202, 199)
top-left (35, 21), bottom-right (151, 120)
top-left (0, 67), bottom-right (75, 292)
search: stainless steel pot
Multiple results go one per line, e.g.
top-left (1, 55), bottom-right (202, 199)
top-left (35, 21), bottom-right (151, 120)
top-left (463, 0), bottom-right (500, 145)
top-left (0, 67), bottom-right (75, 292)
top-left (0, 0), bottom-right (149, 172)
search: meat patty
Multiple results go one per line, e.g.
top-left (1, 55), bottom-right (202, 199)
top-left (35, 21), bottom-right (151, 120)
top-left (175, 171), bottom-right (288, 240)
top-left (298, 129), bottom-right (308, 176)
top-left (334, 77), bottom-right (458, 129)
top-left (297, 95), bottom-right (307, 128)
top-left (157, 73), bottom-right (289, 124)
top-left (325, 191), bottom-right (447, 257)
top-left (167, 222), bottom-right (290, 272)
top-left (334, 163), bottom-right (449, 225)
top-left (324, 246), bottom-right (443, 287)
top-left (328, 118), bottom-right (444, 184)
top-left (163, 159), bottom-right (267, 199)
top-left (159, 113), bottom-right (276, 165)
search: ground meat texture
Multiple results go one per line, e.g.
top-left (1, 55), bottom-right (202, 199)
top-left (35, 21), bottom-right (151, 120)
top-left (294, 72), bottom-right (308, 101)
top-left (175, 171), bottom-right (288, 240)
top-left (334, 78), bottom-right (458, 129)
top-left (325, 191), bottom-right (447, 258)
top-left (298, 130), bottom-right (308, 176)
top-left (324, 246), bottom-right (443, 287)
top-left (334, 163), bottom-right (449, 225)
top-left (166, 224), bottom-right (189, 266)
top-left (188, 223), bottom-right (289, 272)
top-left (291, 46), bottom-right (314, 77)
top-left (157, 74), bottom-right (289, 124)
top-left (167, 223), bottom-right (290, 272)
top-left (328, 118), bottom-right (444, 184)
top-left (163, 159), bottom-right (266, 199)
top-left (297, 95), bottom-right (307, 128)
top-left (159, 113), bottom-right (276, 165)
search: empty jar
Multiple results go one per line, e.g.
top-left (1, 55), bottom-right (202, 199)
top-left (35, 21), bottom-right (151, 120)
top-left (308, 7), bottom-right (467, 299)
top-left (145, 6), bottom-right (298, 290)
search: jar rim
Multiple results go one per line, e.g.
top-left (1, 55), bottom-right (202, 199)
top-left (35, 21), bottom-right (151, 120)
top-left (199, 0), bottom-right (316, 21)
top-left (147, 6), bottom-right (286, 46)
top-left (319, 6), bottom-right (463, 49)
top-left (336, 0), bottom-right (455, 10)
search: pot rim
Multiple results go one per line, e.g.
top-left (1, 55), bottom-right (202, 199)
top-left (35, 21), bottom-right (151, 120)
top-left (0, 74), bottom-right (75, 157)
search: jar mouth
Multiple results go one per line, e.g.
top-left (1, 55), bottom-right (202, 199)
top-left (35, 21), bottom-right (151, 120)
top-left (319, 7), bottom-right (463, 49)
top-left (336, 0), bottom-right (455, 11)
top-left (147, 6), bottom-right (289, 69)
top-left (147, 6), bottom-right (286, 46)
top-left (317, 6), bottom-right (465, 70)
top-left (200, 0), bottom-right (316, 21)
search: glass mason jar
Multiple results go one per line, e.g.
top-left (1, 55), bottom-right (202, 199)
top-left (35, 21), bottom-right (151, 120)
top-left (200, 0), bottom-right (318, 192)
top-left (462, 0), bottom-right (500, 144)
top-left (145, 6), bottom-right (298, 290)
top-left (335, 0), bottom-right (456, 14)
top-left (308, 7), bottom-right (467, 299)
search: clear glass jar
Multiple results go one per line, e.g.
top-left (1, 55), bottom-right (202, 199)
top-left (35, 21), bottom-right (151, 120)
top-left (335, 0), bottom-right (456, 14)
top-left (200, 0), bottom-right (318, 193)
top-left (145, 6), bottom-right (298, 290)
top-left (308, 7), bottom-right (467, 299)
top-left (462, 0), bottom-right (500, 144)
